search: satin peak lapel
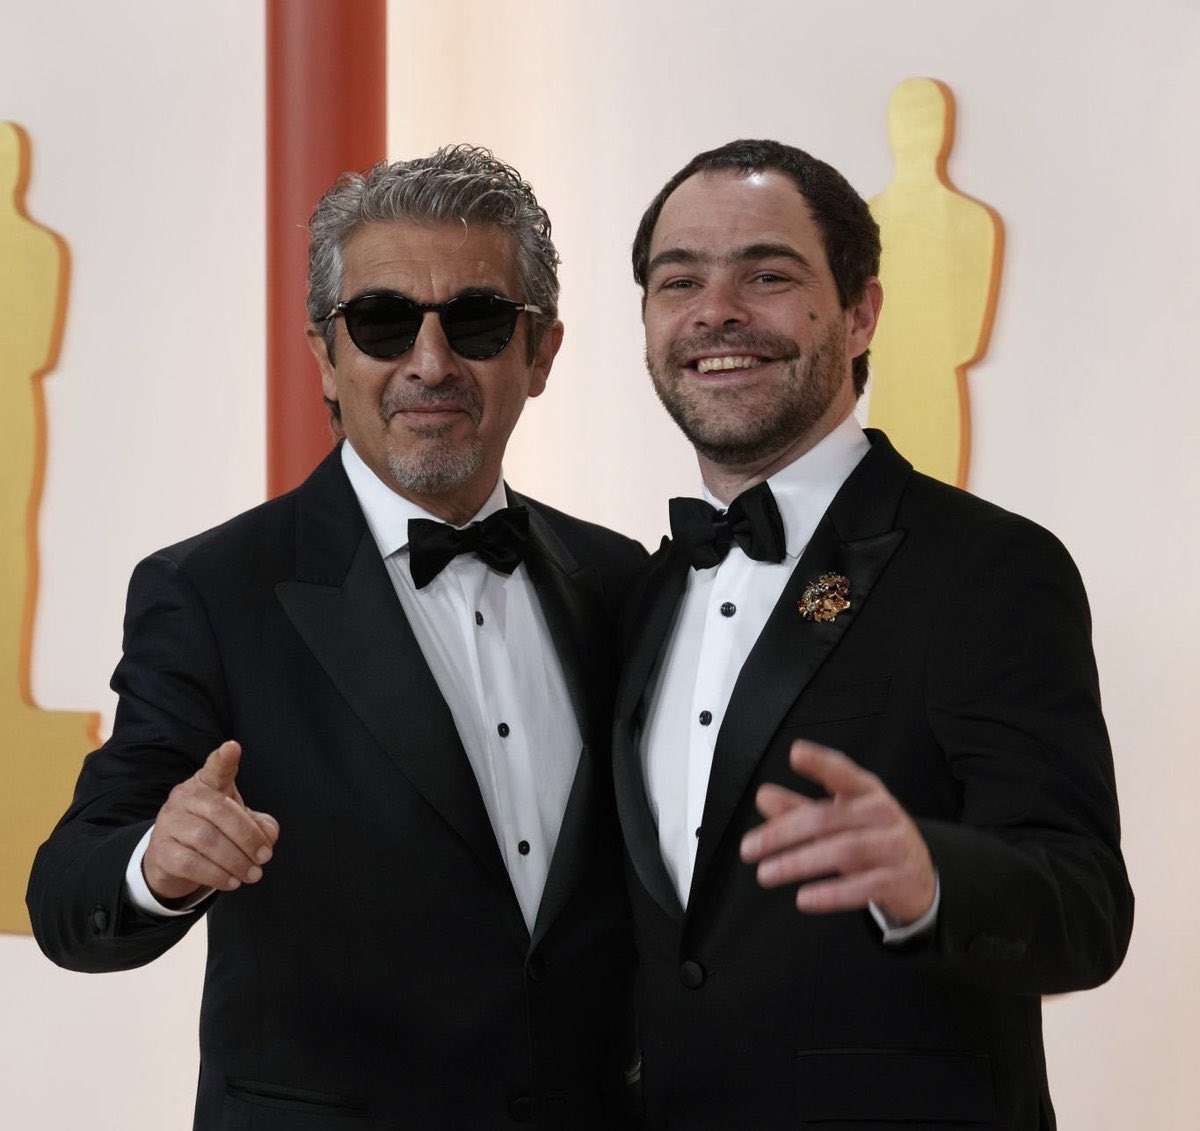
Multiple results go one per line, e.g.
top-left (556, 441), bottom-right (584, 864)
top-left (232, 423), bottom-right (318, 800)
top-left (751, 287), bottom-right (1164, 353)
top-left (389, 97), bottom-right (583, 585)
top-left (613, 543), bottom-right (691, 922)
top-left (277, 530), bottom-right (510, 894)
top-left (690, 433), bottom-right (910, 899)
top-left (616, 539), bottom-right (686, 728)
top-left (516, 498), bottom-right (603, 747)
top-left (516, 500), bottom-right (609, 947)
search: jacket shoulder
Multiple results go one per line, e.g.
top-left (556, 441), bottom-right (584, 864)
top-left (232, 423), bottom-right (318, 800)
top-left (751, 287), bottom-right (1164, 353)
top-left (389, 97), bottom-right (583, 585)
top-left (898, 467), bottom-right (1081, 572)
top-left (143, 447), bottom-right (355, 587)
top-left (518, 494), bottom-right (648, 573)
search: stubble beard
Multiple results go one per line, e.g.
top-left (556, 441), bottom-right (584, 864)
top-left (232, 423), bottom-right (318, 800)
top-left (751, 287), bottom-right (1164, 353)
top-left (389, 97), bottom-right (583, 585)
top-left (379, 383), bottom-right (486, 495)
top-left (646, 321), bottom-right (847, 468)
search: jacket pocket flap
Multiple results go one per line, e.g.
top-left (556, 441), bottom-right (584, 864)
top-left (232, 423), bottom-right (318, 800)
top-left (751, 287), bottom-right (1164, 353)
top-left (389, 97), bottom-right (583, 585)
top-left (226, 1078), bottom-right (368, 1118)
top-left (782, 677), bottom-right (891, 726)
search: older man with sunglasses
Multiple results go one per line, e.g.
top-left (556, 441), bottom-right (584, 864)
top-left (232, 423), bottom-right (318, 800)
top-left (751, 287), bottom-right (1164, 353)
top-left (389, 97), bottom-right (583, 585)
top-left (28, 147), bottom-right (644, 1129)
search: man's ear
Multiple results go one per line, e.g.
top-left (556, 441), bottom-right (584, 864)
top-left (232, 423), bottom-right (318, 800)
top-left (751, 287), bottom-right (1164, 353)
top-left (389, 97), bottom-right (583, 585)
top-left (847, 277), bottom-right (883, 359)
top-left (527, 319), bottom-right (564, 399)
top-left (306, 323), bottom-right (339, 402)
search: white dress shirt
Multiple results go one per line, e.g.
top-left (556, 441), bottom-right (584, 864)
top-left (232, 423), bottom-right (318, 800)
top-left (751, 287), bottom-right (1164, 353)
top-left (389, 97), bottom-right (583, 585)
top-left (127, 441), bottom-right (582, 934)
top-left (639, 416), bottom-right (937, 940)
top-left (343, 442), bottom-right (581, 932)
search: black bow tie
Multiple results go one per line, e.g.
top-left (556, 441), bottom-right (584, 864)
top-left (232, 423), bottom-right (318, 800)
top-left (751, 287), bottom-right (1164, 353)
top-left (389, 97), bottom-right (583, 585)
top-left (668, 481), bottom-right (786, 570)
top-left (407, 506), bottom-right (530, 590)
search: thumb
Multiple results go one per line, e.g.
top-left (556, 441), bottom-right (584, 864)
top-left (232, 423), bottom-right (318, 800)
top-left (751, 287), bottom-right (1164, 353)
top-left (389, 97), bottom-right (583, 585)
top-left (196, 739), bottom-right (242, 795)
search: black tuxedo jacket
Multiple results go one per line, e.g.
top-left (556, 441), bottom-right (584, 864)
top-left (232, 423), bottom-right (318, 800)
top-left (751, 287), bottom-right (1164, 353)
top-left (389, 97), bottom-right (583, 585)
top-left (28, 446), bottom-right (646, 1130)
top-left (613, 431), bottom-right (1133, 1131)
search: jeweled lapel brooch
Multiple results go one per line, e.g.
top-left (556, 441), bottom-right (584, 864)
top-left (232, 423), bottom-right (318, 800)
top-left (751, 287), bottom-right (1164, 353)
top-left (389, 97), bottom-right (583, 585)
top-left (798, 572), bottom-right (851, 623)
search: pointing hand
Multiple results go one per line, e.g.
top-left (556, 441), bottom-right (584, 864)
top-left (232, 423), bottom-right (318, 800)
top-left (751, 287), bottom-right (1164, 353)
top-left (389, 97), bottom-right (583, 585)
top-left (142, 741), bottom-right (279, 906)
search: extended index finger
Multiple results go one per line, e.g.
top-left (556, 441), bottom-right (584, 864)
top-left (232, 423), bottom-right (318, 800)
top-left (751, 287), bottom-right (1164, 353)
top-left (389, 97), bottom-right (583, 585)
top-left (788, 740), bottom-right (878, 799)
top-left (195, 740), bottom-right (242, 796)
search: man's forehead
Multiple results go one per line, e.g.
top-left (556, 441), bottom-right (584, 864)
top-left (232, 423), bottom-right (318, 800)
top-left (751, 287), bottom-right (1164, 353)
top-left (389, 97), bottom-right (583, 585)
top-left (343, 218), bottom-right (514, 258)
top-left (340, 219), bottom-right (518, 290)
top-left (652, 169), bottom-right (815, 238)
top-left (648, 169), bottom-right (823, 267)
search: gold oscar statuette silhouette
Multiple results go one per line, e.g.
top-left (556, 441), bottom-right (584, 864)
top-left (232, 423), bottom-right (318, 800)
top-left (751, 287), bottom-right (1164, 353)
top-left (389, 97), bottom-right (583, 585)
top-left (0, 122), bottom-right (98, 934)
top-left (868, 78), bottom-right (1003, 487)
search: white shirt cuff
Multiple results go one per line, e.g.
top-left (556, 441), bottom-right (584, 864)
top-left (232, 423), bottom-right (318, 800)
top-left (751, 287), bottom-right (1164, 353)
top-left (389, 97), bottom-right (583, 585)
top-left (124, 825), bottom-right (210, 918)
top-left (869, 873), bottom-right (940, 944)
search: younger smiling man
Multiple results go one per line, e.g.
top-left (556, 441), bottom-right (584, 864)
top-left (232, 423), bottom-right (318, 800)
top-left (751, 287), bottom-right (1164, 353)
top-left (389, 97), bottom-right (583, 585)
top-left (613, 139), bottom-right (1131, 1129)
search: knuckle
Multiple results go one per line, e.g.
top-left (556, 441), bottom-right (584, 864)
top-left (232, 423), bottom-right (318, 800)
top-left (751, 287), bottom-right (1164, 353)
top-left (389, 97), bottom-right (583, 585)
top-left (155, 847), bottom-right (194, 885)
top-left (164, 781), bottom-right (191, 809)
top-left (838, 838), bottom-right (863, 871)
top-left (806, 808), bottom-right (830, 838)
top-left (188, 862), bottom-right (224, 888)
top-left (780, 847), bottom-right (807, 877)
top-left (193, 823), bottom-right (223, 854)
top-left (864, 791), bottom-right (891, 818)
top-left (759, 820), bottom-right (789, 853)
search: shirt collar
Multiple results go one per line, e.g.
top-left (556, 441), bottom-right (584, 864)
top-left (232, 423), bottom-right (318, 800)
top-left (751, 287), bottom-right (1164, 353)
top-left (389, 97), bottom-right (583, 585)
top-left (340, 440), bottom-right (508, 559)
top-left (701, 414), bottom-right (869, 559)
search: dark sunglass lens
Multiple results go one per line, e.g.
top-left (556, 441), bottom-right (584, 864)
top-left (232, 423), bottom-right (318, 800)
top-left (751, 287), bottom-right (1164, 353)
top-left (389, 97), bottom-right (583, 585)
top-left (443, 295), bottom-right (521, 359)
top-left (343, 295), bottom-right (421, 358)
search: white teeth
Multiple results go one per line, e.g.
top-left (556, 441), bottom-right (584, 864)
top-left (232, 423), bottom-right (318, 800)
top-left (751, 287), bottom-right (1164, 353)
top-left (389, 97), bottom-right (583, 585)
top-left (695, 355), bottom-right (765, 374)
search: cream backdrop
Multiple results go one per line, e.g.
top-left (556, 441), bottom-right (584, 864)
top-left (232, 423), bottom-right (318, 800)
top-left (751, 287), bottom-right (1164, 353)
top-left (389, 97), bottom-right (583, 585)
top-left (1, 1), bottom-right (1196, 1127)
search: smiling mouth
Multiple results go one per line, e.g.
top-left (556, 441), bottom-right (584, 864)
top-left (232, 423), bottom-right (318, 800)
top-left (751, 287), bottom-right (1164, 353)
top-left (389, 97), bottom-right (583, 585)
top-left (387, 405), bottom-right (465, 426)
top-left (380, 390), bottom-right (482, 426)
top-left (693, 355), bottom-right (769, 374)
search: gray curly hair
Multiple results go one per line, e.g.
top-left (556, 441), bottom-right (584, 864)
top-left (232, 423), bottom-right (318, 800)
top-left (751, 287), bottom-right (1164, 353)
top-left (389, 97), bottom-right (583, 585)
top-left (307, 144), bottom-right (560, 375)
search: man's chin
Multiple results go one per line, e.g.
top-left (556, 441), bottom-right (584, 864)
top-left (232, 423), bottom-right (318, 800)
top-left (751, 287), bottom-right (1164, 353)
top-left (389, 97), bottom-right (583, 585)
top-left (385, 443), bottom-right (484, 496)
top-left (668, 419), bottom-right (755, 464)
top-left (688, 434), bottom-right (778, 468)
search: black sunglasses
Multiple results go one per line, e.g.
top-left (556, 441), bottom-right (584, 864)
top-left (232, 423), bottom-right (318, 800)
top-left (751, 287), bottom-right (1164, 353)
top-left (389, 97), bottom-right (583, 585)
top-left (325, 292), bottom-right (546, 360)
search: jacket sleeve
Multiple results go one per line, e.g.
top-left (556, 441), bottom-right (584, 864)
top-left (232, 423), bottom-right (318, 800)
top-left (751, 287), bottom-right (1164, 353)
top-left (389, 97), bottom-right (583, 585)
top-left (26, 551), bottom-right (229, 971)
top-left (917, 515), bottom-right (1133, 994)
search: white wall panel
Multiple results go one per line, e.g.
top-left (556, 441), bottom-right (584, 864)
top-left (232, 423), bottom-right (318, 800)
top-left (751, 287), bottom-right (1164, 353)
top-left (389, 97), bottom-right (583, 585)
top-left (1, 2), bottom-right (264, 1127)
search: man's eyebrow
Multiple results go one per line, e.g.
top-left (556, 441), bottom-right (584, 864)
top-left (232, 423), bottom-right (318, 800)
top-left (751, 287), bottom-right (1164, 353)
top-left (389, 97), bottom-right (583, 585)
top-left (646, 242), bottom-right (816, 277)
top-left (645, 248), bottom-right (704, 276)
top-left (734, 242), bottom-right (816, 272)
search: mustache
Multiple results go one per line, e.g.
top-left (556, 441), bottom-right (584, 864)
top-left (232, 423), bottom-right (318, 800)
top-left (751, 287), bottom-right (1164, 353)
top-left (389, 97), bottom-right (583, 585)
top-left (665, 330), bottom-right (801, 369)
top-left (379, 383), bottom-right (483, 423)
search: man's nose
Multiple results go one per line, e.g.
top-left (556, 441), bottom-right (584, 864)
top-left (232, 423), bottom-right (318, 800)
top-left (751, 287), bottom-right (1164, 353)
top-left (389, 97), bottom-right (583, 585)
top-left (404, 310), bottom-right (459, 384)
top-left (692, 279), bottom-right (750, 329)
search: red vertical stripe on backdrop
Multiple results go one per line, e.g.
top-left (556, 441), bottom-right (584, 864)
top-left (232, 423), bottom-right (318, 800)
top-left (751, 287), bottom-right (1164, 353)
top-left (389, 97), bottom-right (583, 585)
top-left (265, 0), bottom-right (387, 496)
